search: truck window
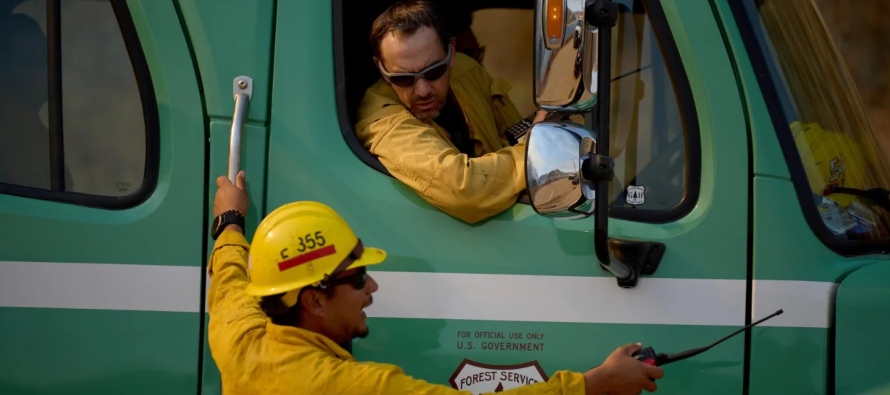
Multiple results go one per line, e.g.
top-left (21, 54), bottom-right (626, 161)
top-left (0, 0), bottom-right (157, 208)
top-left (733, 0), bottom-right (890, 251)
top-left (335, 0), bottom-right (700, 223)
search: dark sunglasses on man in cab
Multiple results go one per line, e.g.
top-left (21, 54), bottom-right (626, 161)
top-left (376, 45), bottom-right (453, 88)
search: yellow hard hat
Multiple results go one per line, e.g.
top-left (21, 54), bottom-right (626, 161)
top-left (245, 201), bottom-right (386, 298)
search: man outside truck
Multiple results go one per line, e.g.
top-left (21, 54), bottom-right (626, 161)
top-left (355, 0), bottom-right (547, 224)
top-left (206, 170), bottom-right (664, 394)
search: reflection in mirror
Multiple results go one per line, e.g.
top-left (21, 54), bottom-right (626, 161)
top-left (534, 0), bottom-right (599, 112)
top-left (525, 121), bottom-right (598, 219)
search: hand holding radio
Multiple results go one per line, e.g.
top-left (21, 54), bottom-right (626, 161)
top-left (585, 343), bottom-right (664, 395)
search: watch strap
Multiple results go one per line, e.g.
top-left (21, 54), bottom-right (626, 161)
top-left (212, 209), bottom-right (245, 240)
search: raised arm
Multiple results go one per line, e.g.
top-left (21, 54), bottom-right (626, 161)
top-left (205, 171), bottom-right (267, 374)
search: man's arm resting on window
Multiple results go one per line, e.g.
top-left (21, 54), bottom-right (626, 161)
top-left (366, 114), bottom-right (527, 223)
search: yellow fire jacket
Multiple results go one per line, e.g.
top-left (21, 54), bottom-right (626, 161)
top-left (206, 229), bottom-right (588, 394)
top-left (355, 52), bottom-right (527, 224)
top-left (792, 120), bottom-right (871, 207)
top-left (791, 120), bottom-right (890, 240)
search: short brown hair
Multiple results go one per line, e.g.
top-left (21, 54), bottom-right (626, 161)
top-left (260, 286), bottom-right (335, 327)
top-left (369, 0), bottom-right (452, 60)
top-left (260, 293), bottom-right (301, 326)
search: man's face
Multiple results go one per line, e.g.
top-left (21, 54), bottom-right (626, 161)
top-left (378, 27), bottom-right (454, 122)
top-left (320, 267), bottom-right (379, 342)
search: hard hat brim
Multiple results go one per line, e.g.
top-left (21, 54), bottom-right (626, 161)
top-left (345, 246), bottom-right (387, 271)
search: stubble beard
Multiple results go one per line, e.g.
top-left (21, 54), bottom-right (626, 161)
top-left (409, 94), bottom-right (444, 123)
top-left (413, 109), bottom-right (440, 123)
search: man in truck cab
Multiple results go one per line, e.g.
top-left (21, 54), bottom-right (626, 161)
top-left (206, 170), bottom-right (665, 394)
top-left (354, 0), bottom-right (547, 224)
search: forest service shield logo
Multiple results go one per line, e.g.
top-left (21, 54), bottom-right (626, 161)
top-left (626, 185), bottom-right (646, 205)
top-left (449, 359), bottom-right (549, 394)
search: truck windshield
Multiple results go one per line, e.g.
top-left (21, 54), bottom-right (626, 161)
top-left (736, 0), bottom-right (890, 247)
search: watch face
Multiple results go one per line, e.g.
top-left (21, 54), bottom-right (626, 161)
top-left (211, 215), bottom-right (221, 234)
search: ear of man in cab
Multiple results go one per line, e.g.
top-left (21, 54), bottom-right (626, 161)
top-left (355, 0), bottom-right (549, 224)
top-left (206, 171), bottom-right (664, 394)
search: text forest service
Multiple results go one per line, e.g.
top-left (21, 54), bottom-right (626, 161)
top-left (449, 359), bottom-right (549, 394)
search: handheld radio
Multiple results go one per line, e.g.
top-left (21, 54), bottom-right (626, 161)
top-left (504, 110), bottom-right (567, 146)
top-left (632, 309), bottom-right (784, 366)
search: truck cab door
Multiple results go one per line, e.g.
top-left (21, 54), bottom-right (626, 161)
top-left (0, 1), bottom-right (206, 393)
top-left (720, 0), bottom-right (890, 392)
top-left (168, 1), bottom-right (277, 393)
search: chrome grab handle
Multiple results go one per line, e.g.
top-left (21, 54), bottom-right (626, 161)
top-left (220, 76), bottom-right (253, 395)
top-left (229, 76), bottom-right (253, 183)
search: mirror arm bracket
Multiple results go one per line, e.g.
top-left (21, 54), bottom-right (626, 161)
top-left (609, 238), bottom-right (666, 288)
top-left (586, 0), bottom-right (618, 28)
top-left (582, 154), bottom-right (615, 183)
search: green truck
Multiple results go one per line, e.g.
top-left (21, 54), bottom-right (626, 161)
top-left (1, 0), bottom-right (888, 394)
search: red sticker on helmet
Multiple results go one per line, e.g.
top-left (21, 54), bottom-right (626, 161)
top-left (278, 244), bottom-right (337, 272)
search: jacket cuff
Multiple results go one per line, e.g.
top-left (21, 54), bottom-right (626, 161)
top-left (208, 230), bottom-right (250, 276)
top-left (214, 229), bottom-right (250, 250)
top-left (552, 370), bottom-right (587, 394)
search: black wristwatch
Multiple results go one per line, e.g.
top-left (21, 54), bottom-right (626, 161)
top-left (211, 209), bottom-right (245, 240)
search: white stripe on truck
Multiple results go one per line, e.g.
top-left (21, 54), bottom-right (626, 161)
top-left (0, 260), bottom-right (202, 313)
top-left (367, 272), bottom-right (836, 328)
top-left (0, 260), bottom-right (834, 328)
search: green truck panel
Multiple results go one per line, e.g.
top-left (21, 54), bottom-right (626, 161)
top-left (0, 0), bottom-right (887, 393)
top-left (835, 263), bottom-right (890, 395)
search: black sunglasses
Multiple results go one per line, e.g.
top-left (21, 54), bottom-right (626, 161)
top-left (324, 266), bottom-right (368, 290)
top-left (377, 45), bottom-right (453, 88)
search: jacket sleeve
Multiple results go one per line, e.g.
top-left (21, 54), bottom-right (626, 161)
top-left (361, 113), bottom-right (528, 224)
top-left (205, 229), bottom-right (267, 375)
top-left (314, 357), bottom-right (587, 395)
top-left (489, 77), bottom-right (525, 142)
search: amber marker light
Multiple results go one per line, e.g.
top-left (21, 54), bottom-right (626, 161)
top-left (544, 0), bottom-right (564, 49)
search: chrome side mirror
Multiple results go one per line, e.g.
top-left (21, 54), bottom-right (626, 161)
top-left (534, 0), bottom-right (600, 112)
top-left (525, 121), bottom-right (602, 219)
top-left (530, 0), bottom-right (658, 289)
